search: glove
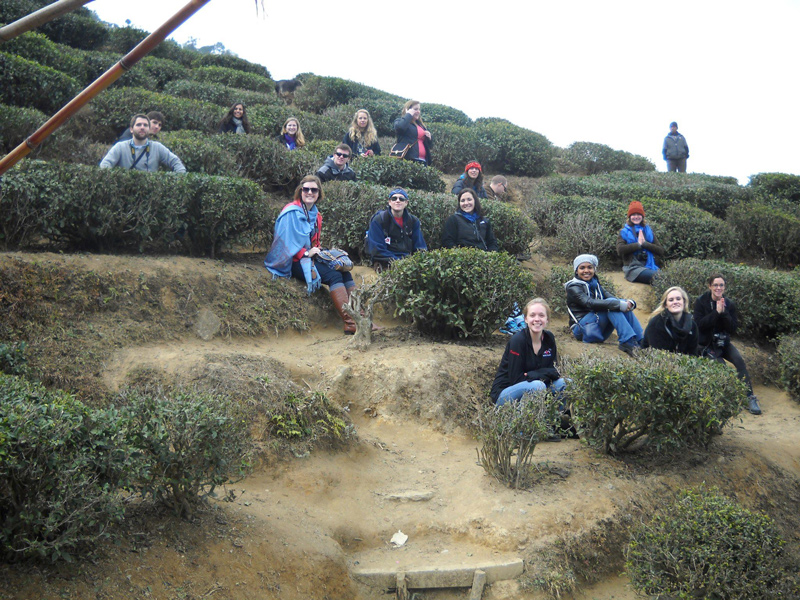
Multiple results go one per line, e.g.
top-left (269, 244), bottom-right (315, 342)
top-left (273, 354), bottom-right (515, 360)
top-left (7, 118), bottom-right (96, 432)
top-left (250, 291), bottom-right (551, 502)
top-left (300, 258), bottom-right (321, 295)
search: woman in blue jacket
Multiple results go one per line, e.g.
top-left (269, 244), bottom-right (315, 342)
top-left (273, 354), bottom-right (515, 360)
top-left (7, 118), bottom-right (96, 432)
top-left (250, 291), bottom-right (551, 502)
top-left (392, 100), bottom-right (432, 166)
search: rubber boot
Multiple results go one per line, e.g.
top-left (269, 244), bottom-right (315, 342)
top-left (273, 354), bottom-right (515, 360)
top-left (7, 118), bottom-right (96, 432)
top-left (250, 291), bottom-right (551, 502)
top-left (330, 286), bottom-right (356, 335)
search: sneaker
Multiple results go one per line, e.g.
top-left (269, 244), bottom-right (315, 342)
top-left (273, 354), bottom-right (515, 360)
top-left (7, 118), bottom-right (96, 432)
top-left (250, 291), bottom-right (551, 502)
top-left (747, 394), bottom-right (762, 415)
top-left (619, 341), bottom-right (638, 357)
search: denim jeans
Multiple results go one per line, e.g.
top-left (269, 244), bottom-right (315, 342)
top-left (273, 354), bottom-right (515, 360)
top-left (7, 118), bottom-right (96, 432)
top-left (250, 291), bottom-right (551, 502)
top-left (496, 377), bottom-right (567, 406)
top-left (577, 311), bottom-right (643, 345)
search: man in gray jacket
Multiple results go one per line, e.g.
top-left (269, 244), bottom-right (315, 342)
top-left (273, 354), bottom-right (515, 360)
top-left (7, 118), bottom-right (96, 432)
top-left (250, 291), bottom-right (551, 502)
top-left (100, 114), bottom-right (186, 173)
top-left (662, 121), bottom-right (689, 173)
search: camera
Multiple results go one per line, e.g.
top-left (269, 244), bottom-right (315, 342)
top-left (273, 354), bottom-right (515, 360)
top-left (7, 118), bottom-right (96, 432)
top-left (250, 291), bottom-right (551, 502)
top-left (713, 332), bottom-right (730, 349)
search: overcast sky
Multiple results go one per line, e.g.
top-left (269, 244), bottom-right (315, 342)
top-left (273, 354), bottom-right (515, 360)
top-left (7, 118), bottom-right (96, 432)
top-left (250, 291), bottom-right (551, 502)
top-left (88, 0), bottom-right (799, 184)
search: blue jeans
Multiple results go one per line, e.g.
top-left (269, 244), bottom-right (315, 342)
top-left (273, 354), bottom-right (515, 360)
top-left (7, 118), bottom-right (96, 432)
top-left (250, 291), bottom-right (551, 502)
top-left (496, 377), bottom-right (567, 406)
top-left (291, 259), bottom-right (354, 291)
top-left (577, 311), bottom-right (643, 345)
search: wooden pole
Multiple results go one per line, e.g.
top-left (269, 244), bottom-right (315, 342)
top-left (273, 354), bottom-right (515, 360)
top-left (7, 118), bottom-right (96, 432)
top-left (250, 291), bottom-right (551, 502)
top-left (0, 0), bottom-right (96, 43)
top-left (0, 0), bottom-right (213, 176)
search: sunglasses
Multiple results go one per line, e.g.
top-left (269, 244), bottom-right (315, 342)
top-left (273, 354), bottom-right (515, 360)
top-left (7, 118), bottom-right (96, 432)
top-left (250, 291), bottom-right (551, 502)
top-left (301, 186), bottom-right (319, 194)
top-left (390, 196), bottom-right (407, 201)
top-left (335, 152), bottom-right (350, 158)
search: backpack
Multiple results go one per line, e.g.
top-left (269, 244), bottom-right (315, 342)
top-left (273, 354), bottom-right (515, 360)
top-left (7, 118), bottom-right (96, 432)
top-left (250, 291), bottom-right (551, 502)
top-left (363, 209), bottom-right (393, 260)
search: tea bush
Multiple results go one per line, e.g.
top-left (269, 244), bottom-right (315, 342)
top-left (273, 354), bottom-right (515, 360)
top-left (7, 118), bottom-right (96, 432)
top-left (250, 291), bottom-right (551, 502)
top-left (653, 258), bottom-right (800, 341)
top-left (476, 390), bottom-right (561, 489)
top-left (190, 52), bottom-right (271, 78)
top-left (163, 79), bottom-right (275, 108)
top-left (569, 352), bottom-right (746, 454)
top-left (557, 141), bottom-right (655, 175)
top-left (0, 1), bottom-right (108, 51)
top-left (428, 123), bottom-right (490, 174)
top-left (0, 103), bottom-right (46, 152)
top-left (626, 486), bottom-right (797, 599)
top-left (480, 198), bottom-right (539, 256)
top-left (0, 52), bottom-right (80, 114)
top-left (160, 130), bottom-right (238, 176)
top-left (189, 65), bottom-right (274, 93)
top-left (0, 161), bottom-right (270, 257)
top-left (423, 103), bottom-right (472, 127)
top-left (266, 390), bottom-right (356, 451)
top-left (728, 202), bottom-right (800, 267)
top-left (101, 25), bottom-right (192, 64)
top-left (383, 248), bottom-right (535, 339)
top-left (0, 341), bottom-right (27, 376)
top-left (0, 374), bottom-right (131, 562)
top-left (293, 75), bottom-right (402, 114)
top-left (350, 155), bottom-right (446, 193)
top-left (540, 171), bottom-right (749, 218)
top-left (324, 97), bottom-right (401, 136)
top-left (748, 172), bottom-right (800, 203)
top-left (777, 335), bottom-right (800, 402)
top-left (89, 87), bottom-right (223, 141)
top-left (1, 31), bottom-right (85, 80)
top-left (247, 103), bottom-right (344, 141)
top-left (118, 388), bottom-right (253, 518)
top-left (475, 119), bottom-right (555, 177)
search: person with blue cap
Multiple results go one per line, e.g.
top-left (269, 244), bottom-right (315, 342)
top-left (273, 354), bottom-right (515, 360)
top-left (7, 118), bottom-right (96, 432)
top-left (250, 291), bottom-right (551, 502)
top-left (365, 188), bottom-right (428, 272)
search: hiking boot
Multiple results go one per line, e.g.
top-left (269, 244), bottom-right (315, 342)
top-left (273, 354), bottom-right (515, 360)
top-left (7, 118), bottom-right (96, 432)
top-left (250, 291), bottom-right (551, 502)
top-left (618, 341), bottom-right (639, 357)
top-left (747, 394), bottom-right (762, 415)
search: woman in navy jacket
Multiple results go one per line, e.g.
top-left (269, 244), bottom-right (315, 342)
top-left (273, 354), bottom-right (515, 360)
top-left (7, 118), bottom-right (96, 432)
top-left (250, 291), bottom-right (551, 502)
top-left (392, 99), bottom-right (432, 166)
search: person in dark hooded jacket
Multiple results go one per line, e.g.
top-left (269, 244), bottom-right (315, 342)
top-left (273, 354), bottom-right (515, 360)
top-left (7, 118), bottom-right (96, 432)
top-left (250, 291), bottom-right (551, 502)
top-left (316, 143), bottom-right (356, 182)
top-left (642, 286), bottom-right (698, 355)
top-left (441, 189), bottom-right (498, 251)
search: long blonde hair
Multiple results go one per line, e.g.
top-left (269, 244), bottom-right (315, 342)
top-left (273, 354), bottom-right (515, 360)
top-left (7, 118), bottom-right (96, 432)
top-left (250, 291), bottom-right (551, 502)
top-left (402, 99), bottom-right (426, 128)
top-left (281, 117), bottom-right (306, 148)
top-left (652, 286), bottom-right (690, 317)
top-left (348, 109), bottom-right (378, 148)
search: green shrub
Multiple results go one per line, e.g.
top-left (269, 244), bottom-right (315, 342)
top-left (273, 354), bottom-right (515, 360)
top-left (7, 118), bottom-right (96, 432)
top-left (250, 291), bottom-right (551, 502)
top-left (1, 30), bottom-right (86, 79)
top-left (101, 25), bottom-right (190, 63)
top-left (475, 119), bottom-right (555, 177)
top-left (0, 374), bottom-right (131, 562)
top-left (189, 65), bottom-right (273, 93)
top-left (653, 258), bottom-right (800, 341)
top-left (0, 1), bottom-right (106, 50)
top-left (0, 161), bottom-right (270, 257)
top-left (88, 87), bottom-right (223, 141)
top-left (427, 123), bottom-right (490, 174)
top-left (777, 335), bottom-right (800, 401)
top-left (293, 75), bottom-right (402, 114)
top-left (423, 103), bottom-right (472, 127)
top-left (569, 352), bottom-right (747, 454)
top-left (214, 134), bottom-right (319, 190)
top-left (476, 390), bottom-right (561, 489)
top-left (557, 141), bottom-right (655, 175)
top-left (728, 202), bottom-right (800, 267)
top-left (267, 390), bottom-right (355, 451)
top-left (383, 248), bottom-right (535, 339)
top-left (160, 130), bottom-right (238, 176)
top-left (481, 198), bottom-right (539, 256)
top-left (118, 388), bottom-right (253, 518)
top-left (163, 79), bottom-right (276, 108)
top-left (749, 172), bottom-right (800, 203)
top-left (0, 103), bottom-right (46, 152)
top-left (247, 103), bottom-right (344, 141)
top-left (323, 97), bottom-right (401, 137)
top-left (190, 53), bottom-right (271, 78)
top-left (0, 341), bottom-right (27, 376)
top-left (0, 52), bottom-right (80, 114)
top-left (350, 155), bottom-right (446, 193)
top-left (626, 486), bottom-right (797, 599)
top-left (541, 171), bottom-right (749, 218)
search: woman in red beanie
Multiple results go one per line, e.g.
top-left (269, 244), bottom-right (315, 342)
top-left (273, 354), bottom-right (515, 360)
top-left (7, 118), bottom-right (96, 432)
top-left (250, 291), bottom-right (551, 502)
top-left (451, 161), bottom-right (488, 198)
top-left (616, 200), bottom-right (665, 284)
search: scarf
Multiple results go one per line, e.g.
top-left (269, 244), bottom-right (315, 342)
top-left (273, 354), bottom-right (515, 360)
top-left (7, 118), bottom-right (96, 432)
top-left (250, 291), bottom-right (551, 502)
top-left (458, 209), bottom-right (478, 223)
top-left (619, 224), bottom-right (658, 271)
top-left (587, 277), bottom-right (601, 296)
top-left (232, 116), bottom-right (245, 134)
top-left (282, 134), bottom-right (297, 150)
top-left (264, 201), bottom-right (319, 278)
top-left (666, 312), bottom-right (693, 340)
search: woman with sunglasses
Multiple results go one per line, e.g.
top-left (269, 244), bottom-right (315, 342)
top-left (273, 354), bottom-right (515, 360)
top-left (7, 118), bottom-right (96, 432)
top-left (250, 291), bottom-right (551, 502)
top-left (392, 99), bottom-right (432, 166)
top-left (264, 175), bottom-right (356, 334)
top-left (365, 188), bottom-right (427, 272)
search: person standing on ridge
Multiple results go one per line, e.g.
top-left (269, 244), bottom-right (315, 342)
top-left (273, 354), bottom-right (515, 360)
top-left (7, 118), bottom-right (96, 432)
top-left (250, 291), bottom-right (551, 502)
top-left (662, 121), bottom-right (689, 173)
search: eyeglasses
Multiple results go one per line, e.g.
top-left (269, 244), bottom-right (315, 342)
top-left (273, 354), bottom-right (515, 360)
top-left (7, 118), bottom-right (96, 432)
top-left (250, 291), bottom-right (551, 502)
top-left (335, 152), bottom-right (350, 158)
top-left (711, 284), bottom-right (725, 288)
top-left (390, 196), bottom-right (407, 201)
top-left (301, 187), bottom-right (319, 194)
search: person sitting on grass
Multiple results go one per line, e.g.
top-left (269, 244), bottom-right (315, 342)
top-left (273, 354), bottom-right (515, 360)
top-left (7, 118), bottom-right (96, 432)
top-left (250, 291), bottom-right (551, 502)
top-left (616, 201), bottom-right (664, 285)
top-left (641, 286), bottom-right (698, 355)
top-left (485, 175), bottom-right (508, 201)
top-left (316, 143), bottom-right (356, 183)
top-left (451, 161), bottom-right (487, 198)
top-left (441, 189), bottom-right (499, 251)
top-left (365, 188), bottom-right (427, 272)
top-left (565, 254), bottom-right (643, 356)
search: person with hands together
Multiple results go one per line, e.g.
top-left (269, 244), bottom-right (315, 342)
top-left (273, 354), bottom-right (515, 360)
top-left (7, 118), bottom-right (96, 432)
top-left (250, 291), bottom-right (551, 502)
top-left (264, 175), bottom-right (357, 334)
top-left (617, 201), bottom-right (664, 284)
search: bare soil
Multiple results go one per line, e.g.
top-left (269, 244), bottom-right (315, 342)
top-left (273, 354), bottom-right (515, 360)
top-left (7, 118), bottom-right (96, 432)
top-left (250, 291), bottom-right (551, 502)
top-left (1, 253), bottom-right (799, 600)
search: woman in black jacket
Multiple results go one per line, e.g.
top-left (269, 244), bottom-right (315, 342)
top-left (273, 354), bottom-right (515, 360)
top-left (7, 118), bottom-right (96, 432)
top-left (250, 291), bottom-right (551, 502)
top-left (693, 273), bottom-right (761, 414)
top-left (441, 189), bottom-right (499, 251)
top-left (490, 298), bottom-right (566, 405)
top-left (392, 99), bottom-right (432, 166)
top-left (218, 102), bottom-right (251, 134)
top-left (342, 109), bottom-right (381, 157)
top-left (642, 286), bottom-right (698, 355)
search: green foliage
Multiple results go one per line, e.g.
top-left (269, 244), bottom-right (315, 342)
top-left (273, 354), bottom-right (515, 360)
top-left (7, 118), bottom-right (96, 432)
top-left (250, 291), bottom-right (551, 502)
top-left (383, 248), bottom-right (535, 339)
top-left (88, 87), bottom-right (223, 141)
top-left (569, 352), bottom-right (747, 454)
top-left (423, 103), bottom-right (472, 127)
top-left (557, 141), bottom-right (655, 175)
top-left (480, 198), bottom-right (539, 256)
top-left (189, 65), bottom-right (273, 93)
top-left (0, 52), bottom-right (80, 114)
top-left (1, 1), bottom-right (109, 51)
top-left (190, 53), bottom-right (271, 78)
top-left (267, 391), bottom-right (355, 449)
top-left (749, 172), bottom-right (800, 203)
top-left (351, 155), bottom-right (446, 193)
top-left (0, 341), bottom-right (27, 376)
top-left (728, 202), bottom-right (800, 267)
top-left (475, 120), bottom-right (555, 177)
top-left (540, 171), bottom-right (749, 218)
top-left (247, 103), bottom-right (344, 141)
top-left (0, 161), bottom-right (270, 257)
top-left (777, 335), bottom-right (800, 402)
top-left (323, 97), bottom-right (401, 136)
top-left (0, 103), bottom-right (46, 153)
top-left (626, 486), bottom-right (797, 599)
top-left (163, 79), bottom-right (276, 108)
top-left (476, 390), bottom-right (561, 489)
top-left (293, 75), bottom-right (402, 114)
top-left (0, 374), bottom-right (131, 562)
top-left (160, 130), bottom-right (238, 176)
top-left (118, 388), bottom-right (253, 518)
top-left (427, 123), bottom-right (489, 174)
top-left (653, 258), bottom-right (800, 341)
top-left (101, 26), bottom-right (190, 62)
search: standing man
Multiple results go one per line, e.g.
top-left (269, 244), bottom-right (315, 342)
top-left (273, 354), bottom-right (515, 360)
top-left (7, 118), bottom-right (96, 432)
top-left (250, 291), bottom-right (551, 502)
top-left (365, 188), bottom-right (427, 272)
top-left (100, 114), bottom-right (186, 173)
top-left (662, 121), bottom-right (689, 173)
top-left (316, 143), bottom-right (356, 182)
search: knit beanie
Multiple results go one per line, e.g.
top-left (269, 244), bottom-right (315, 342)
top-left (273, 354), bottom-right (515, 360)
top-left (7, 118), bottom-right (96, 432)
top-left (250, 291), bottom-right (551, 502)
top-left (388, 188), bottom-right (408, 200)
top-left (670, 121), bottom-right (678, 128)
top-left (464, 161), bottom-right (482, 173)
top-left (573, 254), bottom-right (598, 273)
top-left (627, 201), bottom-right (645, 219)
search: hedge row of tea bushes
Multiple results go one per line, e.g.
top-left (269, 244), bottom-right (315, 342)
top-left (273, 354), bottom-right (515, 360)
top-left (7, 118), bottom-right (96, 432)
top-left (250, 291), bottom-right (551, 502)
top-left (555, 141), bottom-right (655, 175)
top-left (0, 161), bottom-right (273, 257)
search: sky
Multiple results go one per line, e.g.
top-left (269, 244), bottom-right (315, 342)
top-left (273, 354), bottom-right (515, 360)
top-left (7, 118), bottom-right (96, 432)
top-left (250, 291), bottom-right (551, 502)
top-left (87, 0), bottom-right (800, 184)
